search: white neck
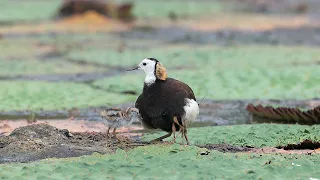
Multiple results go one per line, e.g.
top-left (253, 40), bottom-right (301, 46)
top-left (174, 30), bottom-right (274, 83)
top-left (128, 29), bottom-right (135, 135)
top-left (144, 71), bottom-right (156, 85)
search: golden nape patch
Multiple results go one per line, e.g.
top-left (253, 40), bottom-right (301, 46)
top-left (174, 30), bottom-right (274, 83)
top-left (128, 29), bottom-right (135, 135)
top-left (155, 63), bottom-right (167, 80)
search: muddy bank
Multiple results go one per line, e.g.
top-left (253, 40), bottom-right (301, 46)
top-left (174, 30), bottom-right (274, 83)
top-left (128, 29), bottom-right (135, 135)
top-left (1, 124), bottom-right (319, 163)
top-left (0, 119), bottom-right (143, 136)
top-left (197, 143), bottom-right (320, 155)
top-left (198, 144), bottom-right (252, 153)
top-left (0, 124), bottom-right (144, 163)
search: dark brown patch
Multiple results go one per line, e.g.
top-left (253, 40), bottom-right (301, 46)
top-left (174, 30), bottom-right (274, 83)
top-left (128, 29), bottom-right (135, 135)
top-left (121, 90), bottom-right (137, 95)
top-left (277, 140), bottom-right (320, 150)
top-left (197, 144), bottom-right (253, 153)
top-left (155, 63), bottom-right (167, 80)
top-left (246, 104), bottom-right (320, 124)
top-left (55, 0), bottom-right (134, 22)
top-left (199, 143), bottom-right (320, 155)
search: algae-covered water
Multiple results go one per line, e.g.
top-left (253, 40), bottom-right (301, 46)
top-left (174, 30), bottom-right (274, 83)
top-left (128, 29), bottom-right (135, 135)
top-left (1, 145), bottom-right (319, 179)
top-left (144, 124), bottom-right (320, 147)
top-left (1, 124), bottom-right (319, 179)
top-left (0, 0), bottom-right (320, 179)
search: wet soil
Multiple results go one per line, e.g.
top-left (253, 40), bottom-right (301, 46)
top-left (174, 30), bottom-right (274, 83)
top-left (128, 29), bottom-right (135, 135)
top-left (198, 143), bottom-right (320, 155)
top-left (0, 119), bottom-right (143, 136)
top-left (1, 124), bottom-right (318, 163)
top-left (277, 140), bottom-right (320, 150)
top-left (0, 124), bottom-right (145, 163)
top-left (197, 144), bottom-right (252, 153)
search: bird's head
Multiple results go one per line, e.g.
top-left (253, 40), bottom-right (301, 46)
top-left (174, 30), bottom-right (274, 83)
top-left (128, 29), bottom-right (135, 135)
top-left (126, 107), bottom-right (141, 122)
top-left (126, 107), bottom-right (139, 115)
top-left (127, 58), bottom-right (167, 85)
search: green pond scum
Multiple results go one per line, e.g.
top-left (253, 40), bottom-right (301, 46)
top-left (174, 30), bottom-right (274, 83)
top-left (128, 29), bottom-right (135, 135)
top-left (1, 124), bottom-right (319, 179)
top-left (0, 1), bottom-right (60, 22)
top-left (144, 124), bottom-right (320, 147)
top-left (67, 45), bottom-right (320, 67)
top-left (0, 0), bottom-right (223, 22)
top-left (0, 1), bottom-right (320, 179)
top-left (1, 44), bottom-right (319, 110)
top-left (0, 59), bottom-right (106, 76)
top-left (0, 81), bottom-right (134, 111)
top-left (0, 144), bottom-right (319, 179)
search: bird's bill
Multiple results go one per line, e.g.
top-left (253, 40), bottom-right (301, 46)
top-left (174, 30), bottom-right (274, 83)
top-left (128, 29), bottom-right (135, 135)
top-left (127, 66), bottom-right (140, 71)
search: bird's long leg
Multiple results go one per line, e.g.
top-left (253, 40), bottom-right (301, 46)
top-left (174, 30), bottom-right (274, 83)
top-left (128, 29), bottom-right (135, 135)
top-left (173, 117), bottom-right (184, 131)
top-left (173, 116), bottom-right (188, 144)
top-left (181, 120), bottom-right (185, 139)
top-left (183, 129), bottom-right (190, 145)
top-left (150, 132), bottom-right (172, 143)
top-left (172, 122), bottom-right (176, 143)
top-left (106, 127), bottom-right (111, 138)
top-left (113, 128), bottom-right (123, 142)
top-left (181, 120), bottom-right (190, 145)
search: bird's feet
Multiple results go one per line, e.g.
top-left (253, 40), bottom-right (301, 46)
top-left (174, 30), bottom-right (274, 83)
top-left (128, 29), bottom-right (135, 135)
top-left (150, 139), bottom-right (163, 144)
top-left (172, 122), bottom-right (176, 143)
top-left (180, 129), bottom-right (190, 145)
top-left (150, 132), bottom-right (173, 144)
top-left (107, 133), bottom-right (113, 138)
top-left (115, 135), bottom-right (131, 145)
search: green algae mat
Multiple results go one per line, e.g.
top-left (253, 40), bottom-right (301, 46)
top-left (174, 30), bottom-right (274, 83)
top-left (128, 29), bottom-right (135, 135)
top-left (0, 0), bottom-right (223, 22)
top-left (1, 45), bottom-right (319, 111)
top-left (144, 124), bottom-right (320, 147)
top-left (0, 81), bottom-right (134, 111)
top-left (1, 124), bottom-right (319, 179)
top-left (1, 146), bottom-right (319, 179)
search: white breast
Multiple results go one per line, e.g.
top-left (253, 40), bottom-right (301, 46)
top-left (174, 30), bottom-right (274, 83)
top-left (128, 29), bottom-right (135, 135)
top-left (183, 98), bottom-right (199, 126)
top-left (144, 73), bottom-right (156, 85)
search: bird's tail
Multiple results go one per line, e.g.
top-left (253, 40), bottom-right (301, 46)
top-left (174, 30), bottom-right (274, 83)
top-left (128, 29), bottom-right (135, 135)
top-left (198, 96), bottom-right (206, 105)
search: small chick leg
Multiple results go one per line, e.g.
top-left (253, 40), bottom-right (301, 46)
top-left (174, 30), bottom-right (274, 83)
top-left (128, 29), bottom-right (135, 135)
top-left (112, 128), bottom-right (122, 141)
top-left (106, 127), bottom-right (111, 138)
top-left (112, 128), bottom-right (117, 137)
top-left (150, 132), bottom-right (172, 143)
top-left (172, 122), bottom-right (176, 143)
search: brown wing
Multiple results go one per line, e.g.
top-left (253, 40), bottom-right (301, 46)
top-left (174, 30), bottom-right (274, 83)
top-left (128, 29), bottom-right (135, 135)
top-left (167, 78), bottom-right (196, 101)
top-left (99, 110), bottom-right (122, 121)
top-left (140, 78), bottom-right (197, 118)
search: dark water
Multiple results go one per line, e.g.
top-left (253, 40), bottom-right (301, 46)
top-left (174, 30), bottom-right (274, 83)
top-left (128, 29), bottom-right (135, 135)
top-left (1, 99), bottom-right (318, 127)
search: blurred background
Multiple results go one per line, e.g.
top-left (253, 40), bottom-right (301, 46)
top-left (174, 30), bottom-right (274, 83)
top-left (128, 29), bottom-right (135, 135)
top-left (0, 0), bottom-right (319, 134)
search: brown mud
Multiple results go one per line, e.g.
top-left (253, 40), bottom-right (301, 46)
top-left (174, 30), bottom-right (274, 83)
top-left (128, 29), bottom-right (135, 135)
top-left (0, 124), bottom-right (144, 163)
top-left (1, 124), bottom-right (319, 164)
top-left (198, 143), bottom-right (320, 155)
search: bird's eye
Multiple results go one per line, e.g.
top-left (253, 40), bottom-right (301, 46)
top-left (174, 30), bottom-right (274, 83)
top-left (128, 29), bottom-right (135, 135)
top-left (142, 63), bottom-right (147, 66)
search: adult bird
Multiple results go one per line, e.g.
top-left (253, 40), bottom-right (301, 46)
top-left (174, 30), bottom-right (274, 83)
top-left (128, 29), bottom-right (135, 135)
top-left (127, 58), bottom-right (199, 145)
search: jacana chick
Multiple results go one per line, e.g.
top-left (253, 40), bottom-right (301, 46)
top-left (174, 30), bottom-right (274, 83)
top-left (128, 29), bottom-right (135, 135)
top-left (99, 107), bottom-right (140, 140)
